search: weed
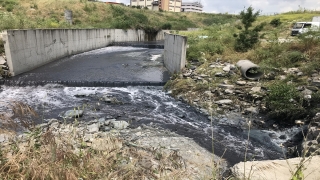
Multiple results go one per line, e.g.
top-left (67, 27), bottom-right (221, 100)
top-left (234, 6), bottom-right (265, 52)
top-left (0, 39), bottom-right (4, 54)
top-left (270, 18), bottom-right (282, 27)
top-left (266, 81), bottom-right (306, 123)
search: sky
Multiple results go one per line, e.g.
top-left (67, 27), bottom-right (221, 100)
top-left (102, 0), bottom-right (320, 14)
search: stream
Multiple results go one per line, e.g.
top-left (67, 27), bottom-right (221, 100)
top-left (0, 85), bottom-right (302, 166)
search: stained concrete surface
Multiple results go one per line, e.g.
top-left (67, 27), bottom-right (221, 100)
top-left (6, 46), bottom-right (169, 86)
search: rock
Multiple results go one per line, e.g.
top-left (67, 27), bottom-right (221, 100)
top-left (48, 119), bottom-right (59, 125)
top-left (0, 134), bottom-right (12, 143)
top-left (279, 75), bottom-right (286, 80)
top-left (302, 89), bottom-right (313, 96)
top-left (268, 133), bottom-right (277, 139)
top-left (111, 121), bottom-right (129, 130)
top-left (243, 107), bottom-right (258, 114)
top-left (295, 120), bottom-right (305, 125)
top-left (219, 84), bottom-right (234, 89)
top-left (279, 135), bottom-right (287, 139)
top-left (215, 99), bottom-right (233, 105)
top-left (236, 81), bottom-right (246, 86)
top-left (87, 123), bottom-right (99, 133)
top-left (306, 86), bottom-right (319, 92)
top-left (183, 73), bottom-right (191, 77)
top-left (64, 110), bottom-right (83, 118)
top-left (0, 56), bottom-right (6, 65)
top-left (50, 122), bottom-right (60, 129)
top-left (297, 72), bottom-right (303, 76)
top-left (312, 79), bottom-right (320, 87)
top-left (231, 156), bottom-right (320, 180)
top-left (215, 72), bottom-right (224, 77)
top-left (251, 87), bottom-right (261, 93)
top-left (200, 74), bottom-right (209, 78)
top-left (225, 89), bottom-right (234, 94)
top-left (223, 65), bottom-right (230, 72)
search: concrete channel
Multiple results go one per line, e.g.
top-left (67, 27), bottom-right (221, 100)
top-left (1, 29), bottom-right (187, 87)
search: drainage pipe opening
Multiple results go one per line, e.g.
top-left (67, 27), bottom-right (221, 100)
top-left (236, 60), bottom-right (263, 80)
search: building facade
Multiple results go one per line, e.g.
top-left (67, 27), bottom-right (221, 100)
top-left (159, 0), bottom-right (181, 12)
top-left (181, 1), bottom-right (203, 12)
top-left (130, 0), bottom-right (181, 12)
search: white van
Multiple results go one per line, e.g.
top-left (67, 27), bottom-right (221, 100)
top-left (291, 22), bottom-right (320, 36)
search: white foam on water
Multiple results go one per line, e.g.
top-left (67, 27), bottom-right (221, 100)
top-left (70, 46), bottom-right (147, 59)
top-left (262, 127), bottom-right (302, 146)
top-left (150, 54), bottom-right (162, 61)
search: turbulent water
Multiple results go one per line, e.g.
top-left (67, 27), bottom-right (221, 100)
top-left (0, 85), bottom-right (302, 166)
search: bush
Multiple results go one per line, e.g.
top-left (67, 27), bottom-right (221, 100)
top-left (234, 7), bottom-right (265, 52)
top-left (187, 38), bottom-right (224, 62)
top-left (161, 23), bottom-right (172, 30)
top-left (287, 51), bottom-right (304, 63)
top-left (6, 4), bottom-right (14, 12)
top-left (0, 39), bottom-right (4, 54)
top-left (270, 18), bottom-right (282, 27)
top-left (266, 82), bottom-right (306, 123)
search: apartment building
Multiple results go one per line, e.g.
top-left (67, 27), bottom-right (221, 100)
top-left (130, 0), bottom-right (156, 9)
top-left (181, 1), bottom-right (203, 12)
top-left (159, 0), bottom-right (182, 12)
top-left (130, 0), bottom-right (181, 12)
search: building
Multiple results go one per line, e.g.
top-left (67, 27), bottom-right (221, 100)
top-left (181, 1), bottom-right (203, 13)
top-left (130, 0), bottom-right (181, 12)
top-left (159, 0), bottom-right (181, 12)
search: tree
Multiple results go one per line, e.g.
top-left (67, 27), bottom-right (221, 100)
top-left (234, 6), bottom-right (265, 52)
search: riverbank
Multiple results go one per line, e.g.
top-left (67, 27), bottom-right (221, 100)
top-left (0, 117), bottom-right (226, 179)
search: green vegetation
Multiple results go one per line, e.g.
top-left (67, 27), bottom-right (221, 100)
top-left (266, 81), bottom-right (306, 123)
top-left (170, 8), bottom-right (320, 123)
top-left (0, 39), bottom-right (4, 54)
top-left (234, 6), bottom-right (265, 52)
top-left (0, 0), bottom-right (236, 31)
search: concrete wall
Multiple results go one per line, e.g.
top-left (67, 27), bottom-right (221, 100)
top-left (3, 29), bottom-right (164, 76)
top-left (164, 33), bottom-right (187, 74)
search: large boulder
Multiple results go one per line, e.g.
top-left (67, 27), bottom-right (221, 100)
top-left (231, 156), bottom-right (320, 180)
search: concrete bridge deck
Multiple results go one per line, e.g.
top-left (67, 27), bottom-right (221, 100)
top-left (1, 45), bottom-right (169, 87)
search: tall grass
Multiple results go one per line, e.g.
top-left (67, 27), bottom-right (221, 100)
top-left (0, 101), bottom-right (194, 179)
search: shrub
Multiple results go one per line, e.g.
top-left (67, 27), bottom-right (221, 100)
top-left (287, 51), bottom-right (304, 63)
top-left (6, 4), bottom-right (14, 12)
top-left (0, 39), bottom-right (4, 54)
top-left (234, 7), bottom-right (265, 52)
top-left (270, 18), bottom-right (282, 27)
top-left (161, 23), bottom-right (172, 30)
top-left (266, 82), bottom-right (306, 123)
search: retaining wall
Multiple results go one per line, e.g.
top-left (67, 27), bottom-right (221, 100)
top-left (163, 33), bottom-right (187, 74)
top-left (3, 29), bottom-right (164, 76)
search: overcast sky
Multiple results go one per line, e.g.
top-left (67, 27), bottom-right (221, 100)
top-left (102, 0), bottom-right (320, 14)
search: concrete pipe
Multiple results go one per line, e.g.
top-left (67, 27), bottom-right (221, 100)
top-left (236, 60), bottom-right (263, 80)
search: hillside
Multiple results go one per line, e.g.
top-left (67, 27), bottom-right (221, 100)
top-left (168, 9), bottom-right (320, 125)
top-left (0, 0), bottom-right (237, 31)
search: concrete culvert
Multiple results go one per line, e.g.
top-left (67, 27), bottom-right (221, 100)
top-left (236, 60), bottom-right (263, 80)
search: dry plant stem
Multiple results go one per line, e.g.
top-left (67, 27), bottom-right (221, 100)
top-left (244, 119), bottom-right (251, 180)
top-left (209, 84), bottom-right (216, 179)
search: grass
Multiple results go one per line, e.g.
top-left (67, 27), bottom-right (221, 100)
top-left (0, 102), bottom-right (198, 179)
top-left (0, 0), bottom-right (237, 31)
